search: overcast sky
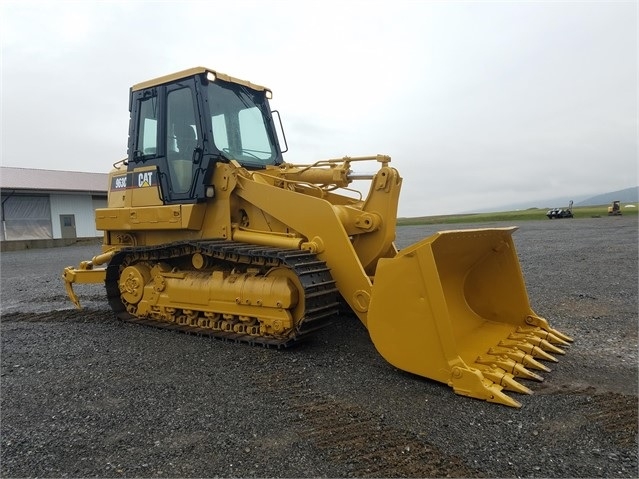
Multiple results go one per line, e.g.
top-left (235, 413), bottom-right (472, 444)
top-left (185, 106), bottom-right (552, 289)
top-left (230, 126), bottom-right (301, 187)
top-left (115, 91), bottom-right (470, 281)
top-left (1, 0), bottom-right (637, 216)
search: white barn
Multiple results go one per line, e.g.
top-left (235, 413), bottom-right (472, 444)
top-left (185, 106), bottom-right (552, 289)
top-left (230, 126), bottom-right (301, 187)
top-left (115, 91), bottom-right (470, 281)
top-left (1, 167), bottom-right (108, 243)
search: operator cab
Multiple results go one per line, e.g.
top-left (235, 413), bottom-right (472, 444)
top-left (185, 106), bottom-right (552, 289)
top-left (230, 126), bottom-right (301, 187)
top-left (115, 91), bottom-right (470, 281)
top-left (127, 67), bottom-right (284, 204)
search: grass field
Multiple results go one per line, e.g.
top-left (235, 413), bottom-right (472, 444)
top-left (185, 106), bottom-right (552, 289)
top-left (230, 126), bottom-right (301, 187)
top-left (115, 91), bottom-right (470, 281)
top-left (397, 203), bottom-right (639, 225)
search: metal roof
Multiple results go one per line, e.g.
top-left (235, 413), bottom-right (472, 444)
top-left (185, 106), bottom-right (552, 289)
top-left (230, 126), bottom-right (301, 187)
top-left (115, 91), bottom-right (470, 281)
top-left (0, 167), bottom-right (108, 193)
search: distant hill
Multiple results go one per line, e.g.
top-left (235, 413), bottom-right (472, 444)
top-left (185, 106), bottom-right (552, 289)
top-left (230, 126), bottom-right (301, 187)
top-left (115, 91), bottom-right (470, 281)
top-left (468, 186), bottom-right (638, 214)
top-left (576, 186), bottom-right (639, 206)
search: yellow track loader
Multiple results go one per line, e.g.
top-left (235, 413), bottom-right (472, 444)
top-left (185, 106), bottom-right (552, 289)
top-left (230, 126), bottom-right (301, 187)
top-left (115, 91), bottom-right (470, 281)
top-left (63, 67), bottom-right (572, 407)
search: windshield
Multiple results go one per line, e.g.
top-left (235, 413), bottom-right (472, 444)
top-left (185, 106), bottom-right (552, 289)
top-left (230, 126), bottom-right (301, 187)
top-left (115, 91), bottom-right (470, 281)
top-left (207, 80), bottom-right (281, 167)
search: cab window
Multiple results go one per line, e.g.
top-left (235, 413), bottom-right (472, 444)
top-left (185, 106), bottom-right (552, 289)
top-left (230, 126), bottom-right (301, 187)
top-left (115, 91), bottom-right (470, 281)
top-left (138, 97), bottom-right (158, 156)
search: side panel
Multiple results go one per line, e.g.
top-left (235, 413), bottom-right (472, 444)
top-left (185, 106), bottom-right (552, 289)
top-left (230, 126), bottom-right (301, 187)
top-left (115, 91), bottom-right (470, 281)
top-left (130, 166), bottom-right (164, 207)
top-left (95, 203), bottom-right (207, 231)
top-left (106, 166), bottom-right (165, 208)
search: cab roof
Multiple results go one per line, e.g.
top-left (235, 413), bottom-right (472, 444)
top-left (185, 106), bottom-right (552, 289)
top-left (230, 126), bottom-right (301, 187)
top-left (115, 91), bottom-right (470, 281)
top-left (131, 66), bottom-right (271, 93)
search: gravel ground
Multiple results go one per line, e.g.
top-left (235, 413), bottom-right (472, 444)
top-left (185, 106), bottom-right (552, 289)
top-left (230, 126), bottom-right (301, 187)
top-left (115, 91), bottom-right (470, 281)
top-left (1, 217), bottom-right (637, 478)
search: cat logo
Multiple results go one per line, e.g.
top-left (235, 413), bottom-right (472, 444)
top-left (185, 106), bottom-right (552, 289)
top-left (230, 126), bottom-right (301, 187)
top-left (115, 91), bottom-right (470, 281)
top-left (138, 172), bottom-right (154, 188)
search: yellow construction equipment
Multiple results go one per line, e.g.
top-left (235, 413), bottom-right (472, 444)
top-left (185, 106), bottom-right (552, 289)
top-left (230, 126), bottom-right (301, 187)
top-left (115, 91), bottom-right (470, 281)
top-left (63, 67), bottom-right (573, 407)
top-left (608, 200), bottom-right (622, 216)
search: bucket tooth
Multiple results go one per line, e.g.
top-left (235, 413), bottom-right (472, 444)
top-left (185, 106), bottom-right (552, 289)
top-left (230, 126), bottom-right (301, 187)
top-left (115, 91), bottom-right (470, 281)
top-left (509, 333), bottom-right (566, 355)
top-left (539, 330), bottom-right (572, 347)
top-left (481, 368), bottom-right (532, 395)
top-left (488, 347), bottom-right (551, 372)
top-left (536, 338), bottom-right (566, 355)
top-left (476, 356), bottom-right (544, 382)
top-left (549, 328), bottom-right (574, 344)
top-left (501, 374), bottom-right (533, 395)
top-left (524, 315), bottom-right (574, 343)
top-left (518, 354), bottom-right (550, 372)
top-left (511, 362), bottom-right (544, 382)
top-left (448, 365), bottom-right (522, 408)
top-left (517, 326), bottom-right (571, 346)
top-left (491, 392), bottom-right (522, 408)
top-left (498, 340), bottom-right (559, 362)
top-left (530, 346), bottom-right (558, 362)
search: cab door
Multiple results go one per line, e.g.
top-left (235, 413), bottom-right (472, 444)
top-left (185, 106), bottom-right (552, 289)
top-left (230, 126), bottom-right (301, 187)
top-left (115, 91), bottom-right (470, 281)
top-left (164, 82), bottom-right (201, 201)
top-left (128, 78), bottom-right (203, 205)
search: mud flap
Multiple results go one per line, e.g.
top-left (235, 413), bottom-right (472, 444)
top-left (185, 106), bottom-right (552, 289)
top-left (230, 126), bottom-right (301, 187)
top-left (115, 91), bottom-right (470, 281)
top-left (367, 227), bottom-right (573, 407)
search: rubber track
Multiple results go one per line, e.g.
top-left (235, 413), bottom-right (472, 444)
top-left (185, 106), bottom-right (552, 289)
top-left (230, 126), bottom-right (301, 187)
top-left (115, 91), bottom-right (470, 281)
top-left (105, 240), bottom-right (341, 348)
